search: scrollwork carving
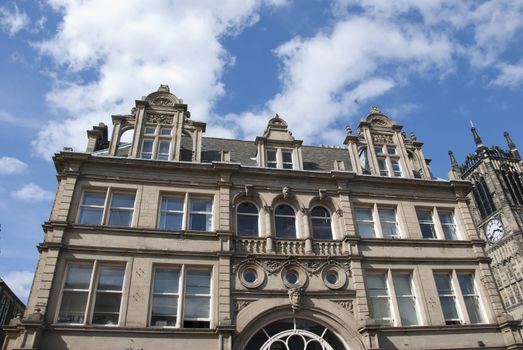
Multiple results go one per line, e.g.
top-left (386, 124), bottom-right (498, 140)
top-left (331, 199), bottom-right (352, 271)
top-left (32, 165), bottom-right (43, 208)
top-left (372, 133), bottom-right (393, 145)
top-left (147, 113), bottom-right (173, 124)
top-left (151, 96), bottom-right (174, 106)
top-left (336, 300), bottom-right (354, 314)
top-left (233, 256), bottom-right (351, 277)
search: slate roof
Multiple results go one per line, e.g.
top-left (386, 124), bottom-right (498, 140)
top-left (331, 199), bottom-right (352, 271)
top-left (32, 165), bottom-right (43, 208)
top-left (97, 136), bottom-right (352, 172)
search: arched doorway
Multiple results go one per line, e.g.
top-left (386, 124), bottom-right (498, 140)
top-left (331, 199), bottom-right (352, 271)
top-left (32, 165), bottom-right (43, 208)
top-left (245, 318), bottom-right (347, 350)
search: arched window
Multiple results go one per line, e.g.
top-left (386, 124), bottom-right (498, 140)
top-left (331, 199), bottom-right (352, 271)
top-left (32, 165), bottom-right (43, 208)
top-left (358, 146), bottom-right (370, 174)
top-left (472, 176), bottom-right (496, 219)
top-left (236, 202), bottom-right (259, 237)
top-left (275, 204), bottom-right (296, 238)
top-left (311, 206), bottom-right (332, 240)
top-left (245, 318), bottom-right (347, 350)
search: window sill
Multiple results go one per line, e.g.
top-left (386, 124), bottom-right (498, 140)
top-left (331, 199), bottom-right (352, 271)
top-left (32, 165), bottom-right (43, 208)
top-left (49, 324), bottom-right (217, 334)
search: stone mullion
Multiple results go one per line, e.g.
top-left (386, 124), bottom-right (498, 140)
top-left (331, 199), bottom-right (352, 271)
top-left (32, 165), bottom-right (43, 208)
top-left (50, 176), bottom-right (77, 223)
top-left (477, 261), bottom-right (506, 321)
top-left (456, 199), bottom-right (480, 240)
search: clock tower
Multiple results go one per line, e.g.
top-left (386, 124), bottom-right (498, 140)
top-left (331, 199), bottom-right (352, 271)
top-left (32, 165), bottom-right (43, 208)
top-left (449, 128), bottom-right (523, 318)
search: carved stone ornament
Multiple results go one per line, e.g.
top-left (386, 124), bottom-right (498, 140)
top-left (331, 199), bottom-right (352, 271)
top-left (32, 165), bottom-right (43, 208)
top-left (235, 300), bottom-right (253, 312)
top-left (151, 96), bottom-right (174, 106)
top-left (233, 255), bottom-right (351, 277)
top-left (336, 209), bottom-right (343, 217)
top-left (318, 189), bottom-right (326, 201)
top-left (288, 287), bottom-right (303, 311)
top-left (147, 113), bottom-right (174, 124)
top-left (245, 184), bottom-right (254, 197)
top-left (336, 300), bottom-right (354, 314)
top-left (300, 208), bottom-right (310, 215)
top-left (282, 186), bottom-right (291, 199)
top-left (372, 133), bottom-right (393, 145)
top-left (371, 118), bottom-right (387, 126)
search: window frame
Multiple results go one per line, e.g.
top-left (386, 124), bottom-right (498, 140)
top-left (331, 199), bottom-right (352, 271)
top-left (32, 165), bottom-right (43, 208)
top-left (310, 205), bottom-right (333, 240)
top-left (366, 270), bottom-right (421, 327)
top-left (433, 270), bottom-right (487, 325)
top-left (274, 203), bottom-right (298, 239)
top-left (77, 189), bottom-right (136, 227)
top-left (416, 207), bottom-right (461, 240)
top-left (157, 193), bottom-right (214, 232)
top-left (265, 148), bottom-right (295, 170)
top-left (235, 201), bottom-right (260, 237)
top-left (374, 144), bottom-right (403, 177)
top-left (140, 124), bottom-right (174, 160)
top-left (56, 261), bottom-right (126, 327)
top-left (149, 265), bottom-right (213, 329)
top-left (355, 204), bottom-right (402, 239)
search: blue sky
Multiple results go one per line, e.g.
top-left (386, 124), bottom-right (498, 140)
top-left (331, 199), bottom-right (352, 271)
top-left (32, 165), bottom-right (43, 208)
top-left (1, 0), bottom-right (523, 302)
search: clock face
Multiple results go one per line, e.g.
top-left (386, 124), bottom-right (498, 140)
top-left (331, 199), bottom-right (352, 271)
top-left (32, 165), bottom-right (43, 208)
top-left (485, 219), bottom-right (504, 241)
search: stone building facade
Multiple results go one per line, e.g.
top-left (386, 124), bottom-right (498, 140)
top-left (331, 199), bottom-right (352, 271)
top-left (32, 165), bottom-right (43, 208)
top-left (3, 85), bottom-right (523, 349)
top-left (449, 129), bottom-right (523, 320)
top-left (0, 279), bottom-right (25, 346)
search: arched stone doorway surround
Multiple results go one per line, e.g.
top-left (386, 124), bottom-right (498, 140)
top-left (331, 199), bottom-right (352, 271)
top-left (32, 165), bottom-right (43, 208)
top-left (233, 299), bottom-right (366, 350)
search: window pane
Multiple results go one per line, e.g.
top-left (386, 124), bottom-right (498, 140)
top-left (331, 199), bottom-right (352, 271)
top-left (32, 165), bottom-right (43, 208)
top-left (64, 265), bottom-right (93, 289)
top-left (282, 151), bottom-right (292, 163)
top-left (108, 210), bottom-right (132, 226)
top-left (188, 213), bottom-right (212, 231)
top-left (190, 198), bottom-right (212, 212)
top-left (142, 139), bottom-right (153, 153)
top-left (416, 210), bottom-right (432, 222)
top-left (266, 150), bottom-right (276, 161)
top-left (369, 298), bottom-right (391, 319)
top-left (78, 207), bottom-right (104, 225)
top-left (83, 192), bottom-right (106, 206)
top-left (238, 202), bottom-right (258, 214)
top-left (311, 207), bottom-right (329, 217)
top-left (160, 212), bottom-right (183, 230)
top-left (158, 141), bottom-right (170, 160)
top-left (57, 291), bottom-right (88, 323)
top-left (144, 127), bottom-right (155, 135)
top-left (275, 205), bottom-right (294, 216)
top-left (440, 296), bottom-right (459, 320)
top-left (151, 295), bottom-right (178, 326)
top-left (161, 196), bottom-right (184, 211)
top-left (92, 292), bottom-right (122, 325)
top-left (435, 274), bottom-right (453, 293)
top-left (387, 146), bottom-right (396, 155)
top-left (464, 296), bottom-right (483, 324)
top-left (97, 266), bottom-right (124, 291)
top-left (355, 208), bottom-right (373, 221)
top-left (237, 215), bottom-right (258, 236)
top-left (311, 218), bottom-right (332, 240)
top-left (392, 275), bottom-right (411, 296)
top-left (184, 296), bottom-right (210, 319)
top-left (160, 128), bottom-right (171, 135)
top-left (186, 271), bottom-right (211, 294)
top-left (154, 269), bottom-right (179, 293)
top-left (275, 216), bottom-right (296, 238)
top-left (355, 208), bottom-right (375, 238)
top-left (367, 275), bottom-right (387, 290)
top-left (397, 297), bottom-right (419, 325)
top-left (111, 194), bottom-right (135, 208)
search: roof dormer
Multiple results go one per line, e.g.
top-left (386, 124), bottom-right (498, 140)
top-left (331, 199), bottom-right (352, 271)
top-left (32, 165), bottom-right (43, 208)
top-left (105, 85), bottom-right (206, 162)
top-left (344, 106), bottom-right (432, 179)
top-left (255, 114), bottom-right (303, 170)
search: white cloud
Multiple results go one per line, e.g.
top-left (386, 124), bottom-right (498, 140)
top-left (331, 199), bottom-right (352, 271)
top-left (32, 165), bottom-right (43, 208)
top-left (223, 15), bottom-right (453, 143)
top-left (0, 110), bottom-right (39, 129)
top-left (0, 4), bottom-right (30, 36)
top-left (31, 0), bottom-right (523, 155)
top-left (12, 183), bottom-right (54, 202)
top-left (0, 156), bottom-right (28, 175)
top-left (32, 0), bottom-right (284, 158)
top-left (492, 61), bottom-right (523, 87)
top-left (2, 271), bottom-right (34, 302)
